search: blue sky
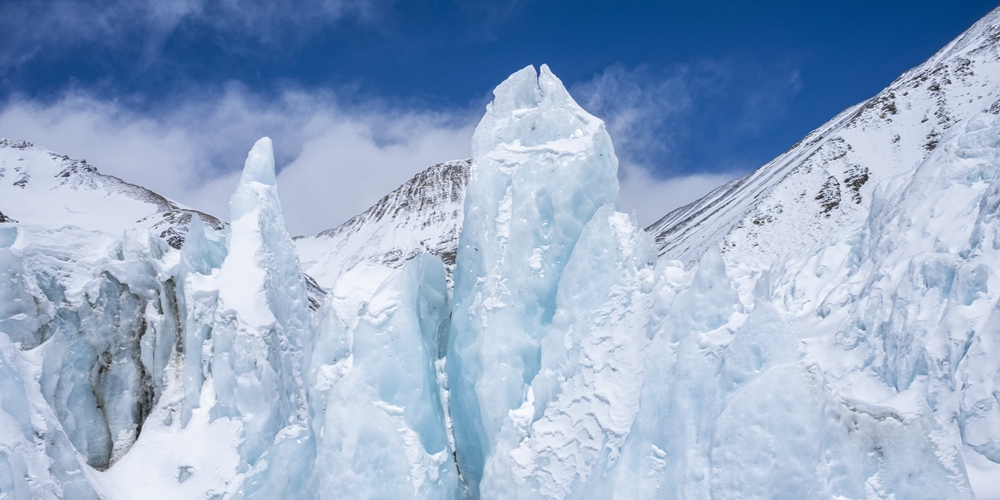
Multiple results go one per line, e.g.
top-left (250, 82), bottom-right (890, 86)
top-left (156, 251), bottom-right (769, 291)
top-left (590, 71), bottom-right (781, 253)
top-left (1, 0), bottom-right (997, 234)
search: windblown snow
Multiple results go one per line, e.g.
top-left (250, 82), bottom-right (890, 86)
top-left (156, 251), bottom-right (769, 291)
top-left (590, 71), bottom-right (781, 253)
top-left (3, 8), bottom-right (1000, 500)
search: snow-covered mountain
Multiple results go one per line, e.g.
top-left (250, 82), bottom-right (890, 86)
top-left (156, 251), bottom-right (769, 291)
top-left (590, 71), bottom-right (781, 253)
top-left (295, 159), bottom-right (469, 289)
top-left (2, 7), bottom-right (1000, 500)
top-left (0, 138), bottom-right (225, 248)
top-left (647, 8), bottom-right (1000, 271)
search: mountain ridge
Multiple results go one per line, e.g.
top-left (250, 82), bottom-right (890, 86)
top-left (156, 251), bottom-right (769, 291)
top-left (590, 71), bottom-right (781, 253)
top-left (0, 138), bottom-right (225, 248)
top-left (647, 5), bottom-right (1000, 270)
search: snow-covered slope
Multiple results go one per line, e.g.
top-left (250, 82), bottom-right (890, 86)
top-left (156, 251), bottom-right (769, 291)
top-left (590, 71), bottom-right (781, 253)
top-left (648, 6), bottom-right (1000, 270)
top-left (295, 159), bottom-right (468, 289)
top-left (638, 8), bottom-right (1000, 497)
top-left (0, 139), bottom-right (224, 248)
top-left (761, 112), bottom-right (1000, 496)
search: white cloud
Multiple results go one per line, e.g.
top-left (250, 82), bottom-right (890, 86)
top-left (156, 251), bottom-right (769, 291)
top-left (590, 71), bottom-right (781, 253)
top-left (1, 61), bottom-right (778, 237)
top-left (0, 87), bottom-right (475, 236)
top-left (571, 60), bottom-right (802, 173)
top-left (274, 117), bottom-right (475, 236)
top-left (0, 82), bottom-right (735, 237)
top-left (617, 162), bottom-right (738, 228)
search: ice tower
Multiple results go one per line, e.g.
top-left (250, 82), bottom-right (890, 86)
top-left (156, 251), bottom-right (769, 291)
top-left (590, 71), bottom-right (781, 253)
top-left (446, 65), bottom-right (657, 498)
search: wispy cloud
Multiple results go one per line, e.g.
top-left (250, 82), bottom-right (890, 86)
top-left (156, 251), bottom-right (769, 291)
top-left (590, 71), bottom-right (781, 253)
top-left (572, 63), bottom-right (694, 170)
top-left (571, 59), bottom-right (803, 226)
top-left (572, 60), bottom-right (803, 174)
top-left (0, 85), bottom-right (475, 236)
top-left (0, 0), bottom-right (391, 67)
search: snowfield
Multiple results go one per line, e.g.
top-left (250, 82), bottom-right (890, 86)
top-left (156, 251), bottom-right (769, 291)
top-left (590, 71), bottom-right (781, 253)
top-left (3, 7), bottom-right (1000, 499)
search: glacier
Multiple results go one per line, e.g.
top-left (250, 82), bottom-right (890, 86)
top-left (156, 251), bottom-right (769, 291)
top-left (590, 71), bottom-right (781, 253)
top-left (3, 8), bottom-right (1000, 498)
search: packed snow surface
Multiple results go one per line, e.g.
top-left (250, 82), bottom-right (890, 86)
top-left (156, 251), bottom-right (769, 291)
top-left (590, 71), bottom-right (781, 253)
top-left (4, 8), bottom-right (1000, 497)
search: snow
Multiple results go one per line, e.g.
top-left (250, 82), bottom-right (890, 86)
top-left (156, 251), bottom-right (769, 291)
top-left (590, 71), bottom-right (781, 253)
top-left (649, 4), bottom-right (1000, 271)
top-left (0, 144), bottom-right (162, 235)
top-left (98, 381), bottom-right (245, 500)
top-left (762, 112), bottom-right (1000, 497)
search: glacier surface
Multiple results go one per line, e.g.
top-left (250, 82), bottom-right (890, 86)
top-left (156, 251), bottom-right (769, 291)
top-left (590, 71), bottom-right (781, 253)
top-left (2, 27), bottom-right (1000, 500)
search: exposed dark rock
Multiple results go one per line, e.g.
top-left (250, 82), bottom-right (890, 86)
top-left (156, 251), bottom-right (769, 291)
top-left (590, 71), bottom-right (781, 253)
top-left (306, 159), bottom-right (470, 283)
top-left (815, 175), bottom-right (842, 215)
top-left (844, 165), bottom-right (870, 204)
top-left (304, 274), bottom-right (327, 311)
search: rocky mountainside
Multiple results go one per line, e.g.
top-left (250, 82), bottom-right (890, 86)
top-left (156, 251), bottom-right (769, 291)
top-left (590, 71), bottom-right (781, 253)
top-left (294, 159), bottom-right (469, 289)
top-left (0, 139), bottom-right (225, 248)
top-left (647, 7), bottom-right (1000, 271)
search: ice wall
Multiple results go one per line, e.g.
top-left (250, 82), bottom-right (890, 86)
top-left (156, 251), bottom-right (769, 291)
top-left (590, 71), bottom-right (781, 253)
top-left (0, 135), bottom-right (459, 499)
top-left (480, 206), bottom-right (657, 498)
top-left (0, 225), bottom-right (170, 472)
top-left (0, 266), bottom-right (102, 499)
top-left (89, 138), bottom-right (317, 499)
top-left (0, 138), bottom-right (319, 499)
top-left (309, 254), bottom-right (458, 499)
top-left (599, 253), bottom-right (970, 498)
top-left (0, 223), bottom-right (179, 498)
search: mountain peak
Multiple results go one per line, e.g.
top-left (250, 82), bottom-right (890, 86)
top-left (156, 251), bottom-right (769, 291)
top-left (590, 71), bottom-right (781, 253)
top-left (296, 158), bottom-right (470, 289)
